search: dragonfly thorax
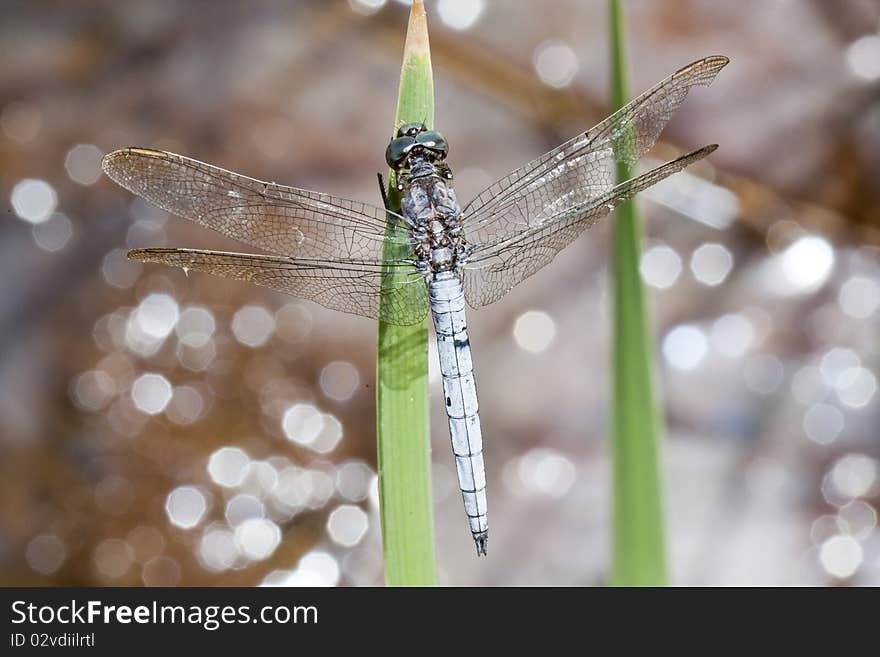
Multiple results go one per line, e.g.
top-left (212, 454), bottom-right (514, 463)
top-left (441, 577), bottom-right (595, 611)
top-left (400, 158), bottom-right (467, 275)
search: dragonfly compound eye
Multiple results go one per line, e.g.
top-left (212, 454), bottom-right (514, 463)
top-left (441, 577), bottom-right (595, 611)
top-left (385, 136), bottom-right (416, 169)
top-left (416, 130), bottom-right (448, 159)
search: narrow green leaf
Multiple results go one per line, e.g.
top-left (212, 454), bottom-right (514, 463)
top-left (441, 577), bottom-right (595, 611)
top-left (376, 0), bottom-right (437, 587)
top-left (608, 0), bottom-right (668, 586)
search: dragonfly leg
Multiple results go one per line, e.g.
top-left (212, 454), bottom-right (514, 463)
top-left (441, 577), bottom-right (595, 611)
top-left (377, 172), bottom-right (390, 212)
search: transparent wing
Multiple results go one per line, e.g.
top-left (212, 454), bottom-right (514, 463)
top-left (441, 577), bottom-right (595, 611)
top-left (102, 148), bottom-right (413, 260)
top-left (129, 248), bottom-right (428, 326)
top-left (463, 146), bottom-right (716, 307)
top-left (460, 56), bottom-right (728, 246)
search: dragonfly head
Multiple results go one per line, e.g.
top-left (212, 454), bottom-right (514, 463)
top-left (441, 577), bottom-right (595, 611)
top-left (386, 124), bottom-right (449, 171)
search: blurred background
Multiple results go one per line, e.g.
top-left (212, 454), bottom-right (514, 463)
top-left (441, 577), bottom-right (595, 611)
top-left (1, 0), bottom-right (879, 586)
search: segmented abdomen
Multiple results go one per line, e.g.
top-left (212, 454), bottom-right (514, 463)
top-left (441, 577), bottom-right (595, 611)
top-left (429, 271), bottom-right (488, 553)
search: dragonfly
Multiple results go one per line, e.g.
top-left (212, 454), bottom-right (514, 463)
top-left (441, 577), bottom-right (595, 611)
top-left (103, 55), bottom-right (728, 556)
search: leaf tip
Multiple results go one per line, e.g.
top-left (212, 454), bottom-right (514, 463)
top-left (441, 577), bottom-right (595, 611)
top-left (404, 0), bottom-right (430, 60)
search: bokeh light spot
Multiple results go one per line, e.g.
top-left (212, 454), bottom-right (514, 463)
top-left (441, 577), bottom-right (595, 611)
top-left (165, 486), bottom-right (207, 529)
top-left (235, 518), bottom-right (281, 561)
top-left (513, 310), bottom-right (556, 353)
top-left (319, 361), bottom-right (360, 401)
top-left (639, 244), bottom-right (682, 289)
top-left (830, 454), bottom-right (877, 499)
top-left (838, 501), bottom-right (877, 540)
top-left (275, 303), bottom-right (312, 343)
top-left (207, 447), bottom-right (251, 488)
top-left (846, 34), bottom-right (880, 81)
top-left (132, 293), bottom-right (179, 340)
top-left (835, 367), bottom-right (877, 409)
top-left (311, 414), bottom-right (343, 454)
top-left (131, 373), bottom-right (173, 414)
top-left (690, 242), bottom-right (733, 286)
top-left (802, 403), bottom-right (844, 445)
top-left (175, 306), bottom-right (216, 347)
top-left (533, 40), bottom-right (579, 88)
top-left (142, 556), bottom-right (181, 587)
top-left (127, 526), bottom-right (166, 564)
top-left (102, 248), bottom-right (143, 289)
top-left (437, 0), bottom-right (483, 30)
top-left (225, 494), bottom-right (265, 527)
top-left (262, 550), bottom-right (339, 587)
top-left (347, 0), bottom-right (387, 15)
top-left (838, 276), bottom-right (880, 319)
top-left (780, 236), bottom-right (834, 292)
top-left (819, 534), bottom-right (862, 579)
top-left (327, 505), bottom-right (369, 547)
top-left (64, 143), bottom-right (103, 185)
top-left (336, 461), bottom-right (374, 502)
top-left (166, 385), bottom-right (205, 425)
top-left (516, 448), bottom-right (576, 498)
top-left (32, 213), bottom-right (73, 252)
top-left (231, 305), bottom-right (275, 347)
top-left (92, 539), bottom-right (134, 579)
top-left (25, 534), bottom-right (67, 575)
top-left (663, 324), bottom-right (708, 371)
top-left (281, 403), bottom-right (324, 446)
top-left (11, 178), bottom-right (57, 224)
top-left (199, 525), bottom-right (240, 572)
top-left (71, 369), bottom-right (116, 411)
top-left (820, 347), bottom-right (860, 385)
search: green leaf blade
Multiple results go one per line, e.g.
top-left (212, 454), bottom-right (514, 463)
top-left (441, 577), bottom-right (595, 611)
top-left (608, 0), bottom-right (668, 587)
top-left (376, 0), bottom-right (437, 587)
